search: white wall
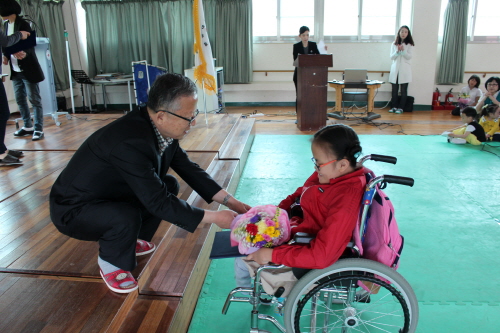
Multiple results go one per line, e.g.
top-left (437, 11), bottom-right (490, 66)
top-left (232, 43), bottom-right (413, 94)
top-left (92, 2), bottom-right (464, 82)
top-left (9, 0), bottom-right (500, 111)
top-left (226, 0), bottom-right (500, 107)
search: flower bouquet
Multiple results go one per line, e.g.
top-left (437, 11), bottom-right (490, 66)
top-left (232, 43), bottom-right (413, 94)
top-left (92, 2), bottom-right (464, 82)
top-left (457, 94), bottom-right (471, 110)
top-left (230, 204), bottom-right (291, 255)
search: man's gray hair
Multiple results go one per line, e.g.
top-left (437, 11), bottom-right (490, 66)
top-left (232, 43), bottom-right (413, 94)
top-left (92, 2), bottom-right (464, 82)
top-left (146, 73), bottom-right (197, 112)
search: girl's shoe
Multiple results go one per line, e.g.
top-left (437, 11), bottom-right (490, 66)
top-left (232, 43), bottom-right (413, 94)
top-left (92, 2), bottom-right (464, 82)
top-left (395, 108), bottom-right (403, 114)
top-left (388, 108), bottom-right (396, 113)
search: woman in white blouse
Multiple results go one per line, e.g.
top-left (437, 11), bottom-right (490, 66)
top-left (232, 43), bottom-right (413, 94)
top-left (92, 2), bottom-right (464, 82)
top-left (389, 26), bottom-right (415, 114)
top-left (461, 75), bottom-right (482, 106)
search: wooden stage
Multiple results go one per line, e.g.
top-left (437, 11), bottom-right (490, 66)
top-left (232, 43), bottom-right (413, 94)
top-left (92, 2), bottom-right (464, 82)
top-left (0, 112), bottom-right (255, 333)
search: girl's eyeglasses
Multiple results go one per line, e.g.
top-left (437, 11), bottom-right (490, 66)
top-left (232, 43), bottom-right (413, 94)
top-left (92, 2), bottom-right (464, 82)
top-left (311, 157), bottom-right (337, 170)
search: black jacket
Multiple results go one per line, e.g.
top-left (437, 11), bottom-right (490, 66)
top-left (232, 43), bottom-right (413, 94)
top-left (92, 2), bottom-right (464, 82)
top-left (3, 16), bottom-right (44, 83)
top-left (293, 41), bottom-right (320, 84)
top-left (50, 106), bottom-right (222, 233)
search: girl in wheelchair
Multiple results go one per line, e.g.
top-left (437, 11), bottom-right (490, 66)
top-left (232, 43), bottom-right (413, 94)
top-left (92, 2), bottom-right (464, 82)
top-left (235, 124), bottom-right (367, 295)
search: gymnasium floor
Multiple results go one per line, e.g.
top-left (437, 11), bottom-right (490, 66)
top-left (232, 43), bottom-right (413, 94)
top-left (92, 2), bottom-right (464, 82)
top-left (188, 134), bottom-right (500, 333)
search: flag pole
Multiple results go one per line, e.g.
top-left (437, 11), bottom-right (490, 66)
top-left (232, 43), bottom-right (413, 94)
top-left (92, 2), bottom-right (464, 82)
top-left (202, 78), bottom-right (208, 126)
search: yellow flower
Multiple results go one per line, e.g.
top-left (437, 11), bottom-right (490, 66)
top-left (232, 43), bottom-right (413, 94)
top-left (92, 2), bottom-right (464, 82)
top-left (246, 235), bottom-right (252, 243)
top-left (272, 230), bottom-right (281, 238)
top-left (257, 221), bottom-right (267, 234)
top-left (275, 221), bottom-right (280, 228)
top-left (264, 226), bottom-right (276, 235)
top-left (254, 234), bottom-right (264, 243)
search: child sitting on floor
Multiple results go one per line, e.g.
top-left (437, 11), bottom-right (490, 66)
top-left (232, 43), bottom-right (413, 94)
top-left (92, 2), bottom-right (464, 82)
top-left (478, 104), bottom-right (500, 141)
top-left (444, 107), bottom-right (486, 145)
top-left (234, 124), bottom-right (366, 296)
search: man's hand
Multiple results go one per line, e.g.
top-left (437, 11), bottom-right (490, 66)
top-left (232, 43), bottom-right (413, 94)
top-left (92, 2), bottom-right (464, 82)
top-left (212, 189), bottom-right (251, 214)
top-left (13, 51), bottom-right (26, 60)
top-left (19, 31), bottom-right (30, 40)
top-left (201, 209), bottom-right (238, 229)
top-left (3, 56), bottom-right (8, 65)
top-left (225, 196), bottom-right (251, 214)
top-left (246, 248), bottom-right (273, 265)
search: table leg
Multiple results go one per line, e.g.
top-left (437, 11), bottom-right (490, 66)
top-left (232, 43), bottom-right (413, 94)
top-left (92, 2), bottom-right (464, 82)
top-left (335, 88), bottom-right (342, 112)
top-left (368, 86), bottom-right (375, 113)
top-left (102, 84), bottom-right (107, 110)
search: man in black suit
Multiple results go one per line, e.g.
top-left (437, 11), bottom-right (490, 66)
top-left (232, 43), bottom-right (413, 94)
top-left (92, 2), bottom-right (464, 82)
top-left (0, 0), bottom-right (45, 141)
top-left (50, 73), bottom-right (250, 293)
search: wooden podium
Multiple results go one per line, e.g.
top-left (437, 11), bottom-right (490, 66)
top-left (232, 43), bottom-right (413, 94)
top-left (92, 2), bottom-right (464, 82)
top-left (296, 54), bottom-right (333, 131)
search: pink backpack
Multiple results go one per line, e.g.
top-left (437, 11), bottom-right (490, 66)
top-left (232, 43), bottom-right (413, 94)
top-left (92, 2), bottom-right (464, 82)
top-left (353, 170), bottom-right (404, 270)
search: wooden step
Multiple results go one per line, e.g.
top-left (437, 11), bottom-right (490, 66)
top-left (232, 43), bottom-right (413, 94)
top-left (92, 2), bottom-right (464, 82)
top-left (180, 114), bottom-right (239, 152)
top-left (218, 117), bottom-right (255, 176)
top-left (0, 152), bottom-right (218, 278)
top-left (0, 273), bottom-right (126, 332)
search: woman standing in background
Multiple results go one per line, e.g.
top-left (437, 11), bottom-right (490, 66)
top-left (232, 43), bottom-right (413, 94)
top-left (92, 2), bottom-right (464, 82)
top-left (389, 25), bottom-right (414, 114)
top-left (292, 26), bottom-right (319, 91)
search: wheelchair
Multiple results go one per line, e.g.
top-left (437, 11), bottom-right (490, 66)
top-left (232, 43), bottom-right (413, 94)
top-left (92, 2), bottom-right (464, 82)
top-left (222, 154), bottom-right (419, 333)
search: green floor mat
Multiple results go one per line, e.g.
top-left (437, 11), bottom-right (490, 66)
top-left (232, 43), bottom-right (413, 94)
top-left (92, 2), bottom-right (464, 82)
top-left (189, 135), bottom-right (500, 333)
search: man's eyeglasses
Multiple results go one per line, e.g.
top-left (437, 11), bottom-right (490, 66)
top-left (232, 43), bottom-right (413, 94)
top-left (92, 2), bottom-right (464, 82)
top-left (311, 157), bottom-right (337, 170)
top-left (157, 109), bottom-right (199, 124)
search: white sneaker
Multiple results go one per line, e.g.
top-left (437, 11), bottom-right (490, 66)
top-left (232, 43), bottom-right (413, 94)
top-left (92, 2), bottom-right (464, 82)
top-left (447, 137), bottom-right (466, 144)
top-left (388, 108), bottom-right (396, 113)
top-left (441, 131), bottom-right (451, 137)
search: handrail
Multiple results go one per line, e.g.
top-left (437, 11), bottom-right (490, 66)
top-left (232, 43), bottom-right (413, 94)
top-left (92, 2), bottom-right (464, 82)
top-left (254, 70), bottom-right (500, 78)
top-left (254, 70), bottom-right (390, 77)
top-left (464, 71), bottom-right (500, 78)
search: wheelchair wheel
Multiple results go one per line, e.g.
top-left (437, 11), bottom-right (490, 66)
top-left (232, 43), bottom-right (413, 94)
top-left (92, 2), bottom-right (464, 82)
top-left (283, 258), bottom-right (418, 333)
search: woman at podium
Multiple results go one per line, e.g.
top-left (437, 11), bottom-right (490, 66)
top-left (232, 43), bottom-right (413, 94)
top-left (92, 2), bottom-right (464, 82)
top-left (293, 26), bottom-right (320, 90)
top-left (389, 25), bottom-right (415, 114)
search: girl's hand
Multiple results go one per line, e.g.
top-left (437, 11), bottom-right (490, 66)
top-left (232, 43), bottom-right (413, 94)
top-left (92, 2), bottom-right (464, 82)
top-left (246, 248), bottom-right (273, 265)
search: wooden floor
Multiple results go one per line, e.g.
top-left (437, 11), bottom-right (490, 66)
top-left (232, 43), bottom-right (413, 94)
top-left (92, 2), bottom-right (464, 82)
top-left (0, 106), bottom-right (461, 333)
top-left (224, 105), bottom-right (463, 135)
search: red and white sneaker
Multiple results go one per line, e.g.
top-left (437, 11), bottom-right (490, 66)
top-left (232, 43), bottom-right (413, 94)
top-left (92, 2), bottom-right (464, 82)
top-left (136, 239), bottom-right (156, 256)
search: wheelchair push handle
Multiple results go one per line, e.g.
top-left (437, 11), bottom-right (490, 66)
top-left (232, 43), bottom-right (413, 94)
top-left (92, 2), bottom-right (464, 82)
top-left (359, 154), bottom-right (397, 165)
top-left (382, 175), bottom-right (415, 187)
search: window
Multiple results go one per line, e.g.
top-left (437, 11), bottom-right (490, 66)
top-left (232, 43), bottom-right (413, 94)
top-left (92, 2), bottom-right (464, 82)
top-left (441, 0), bottom-right (500, 42)
top-left (469, 0), bottom-right (500, 41)
top-left (253, 0), bottom-right (413, 42)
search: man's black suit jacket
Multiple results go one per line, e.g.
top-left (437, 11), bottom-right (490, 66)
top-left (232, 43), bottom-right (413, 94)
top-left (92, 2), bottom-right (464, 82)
top-left (50, 106), bottom-right (222, 233)
top-left (3, 16), bottom-right (44, 84)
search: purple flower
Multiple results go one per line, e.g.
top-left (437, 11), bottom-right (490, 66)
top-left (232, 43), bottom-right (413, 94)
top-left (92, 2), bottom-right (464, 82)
top-left (255, 240), bottom-right (268, 248)
top-left (249, 215), bottom-right (260, 223)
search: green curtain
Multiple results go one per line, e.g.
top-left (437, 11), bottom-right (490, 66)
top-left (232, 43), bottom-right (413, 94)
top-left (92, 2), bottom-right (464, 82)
top-left (437, 0), bottom-right (469, 84)
top-left (81, 0), bottom-right (252, 83)
top-left (18, 0), bottom-right (69, 91)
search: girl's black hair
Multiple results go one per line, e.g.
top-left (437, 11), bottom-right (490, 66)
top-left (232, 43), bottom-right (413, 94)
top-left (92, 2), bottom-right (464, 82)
top-left (312, 124), bottom-right (362, 168)
top-left (468, 74), bottom-right (480, 89)
top-left (395, 25), bottom-right (415, 46)
top-left (480, 104), bottom-right (499, 118)
top-left (484, 76), bottom-right (500, 91)
top-left (299, 26), bottom-right (310, 35)
top-left (461, 106), bottom-right (478, 120)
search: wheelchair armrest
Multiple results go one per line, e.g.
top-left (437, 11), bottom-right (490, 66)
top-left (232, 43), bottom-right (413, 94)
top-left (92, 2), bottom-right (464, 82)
top-left (292, 232), bottom-right (315, 244)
